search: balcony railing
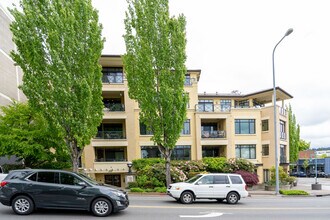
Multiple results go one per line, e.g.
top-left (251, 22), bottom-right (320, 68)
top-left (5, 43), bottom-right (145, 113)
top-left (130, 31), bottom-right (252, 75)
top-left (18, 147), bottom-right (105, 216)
top-left (104, 103), bottom-right (125, 112)
top-left (279, 107), bottom-right (287, 116)
top-left (201, 130), bottom-right (226, 138)
top-left (196, 104), bottom-right (231, 113)
top-left (95, 158), bottom-right (127, 162)
top-left (280, 132), bottom-right (287, 140)
top-left (102, 73), bottom-right (124, 84)
top-left (95, 131), bottom-right (126, 139)
top-left (184, 77), bottom-right (196, 86)
top-left (280, 155), bottom-right (287, 164)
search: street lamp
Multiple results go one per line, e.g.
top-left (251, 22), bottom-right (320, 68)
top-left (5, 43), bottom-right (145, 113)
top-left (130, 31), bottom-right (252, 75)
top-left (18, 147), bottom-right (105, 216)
top-left (272, 28), bottom-right (293, 195)
top-left (127, 161), bottom-right (133, 174)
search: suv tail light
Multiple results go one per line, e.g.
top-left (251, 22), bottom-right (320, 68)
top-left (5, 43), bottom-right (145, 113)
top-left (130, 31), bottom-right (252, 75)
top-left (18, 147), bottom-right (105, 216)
top-left (0, 181), bottom-right (8, 187)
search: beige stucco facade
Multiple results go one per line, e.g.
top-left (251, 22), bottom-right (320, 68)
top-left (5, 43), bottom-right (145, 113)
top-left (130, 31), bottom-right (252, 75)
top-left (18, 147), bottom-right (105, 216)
top-left (82, 56), bottom-right (292, 187)
top-left (0, 4), bottom-right (26, 107)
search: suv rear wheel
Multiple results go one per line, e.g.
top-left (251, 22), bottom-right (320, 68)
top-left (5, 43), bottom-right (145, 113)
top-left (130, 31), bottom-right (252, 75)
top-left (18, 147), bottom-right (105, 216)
top-left (12, 195), bottom-right (34, 215)
top-left (180, 191), bottom-right (194, 204)
top-left (226, 192), bottom-right (239, 204)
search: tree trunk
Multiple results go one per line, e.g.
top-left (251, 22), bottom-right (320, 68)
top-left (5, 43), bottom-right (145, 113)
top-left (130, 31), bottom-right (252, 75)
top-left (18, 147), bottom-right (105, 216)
top-left (165, 155), bottom-right (171, 188)
top-left (67, 138), bottom-right (80, 173)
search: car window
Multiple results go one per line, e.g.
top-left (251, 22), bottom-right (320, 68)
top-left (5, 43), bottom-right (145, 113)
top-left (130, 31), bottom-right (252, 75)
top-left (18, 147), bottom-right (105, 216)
top-left (60, 173), bottom-right (81, 185)
top-left (214, 175), bottom-right (229, 184)
top-left (6, 171), bottom-right (31, 180)
top-left (229, 176), bottom-right (243, 184)
top-left (36, 172), bottom-right (59, 184)
top-left (198, 176), bottom-right (214, 185)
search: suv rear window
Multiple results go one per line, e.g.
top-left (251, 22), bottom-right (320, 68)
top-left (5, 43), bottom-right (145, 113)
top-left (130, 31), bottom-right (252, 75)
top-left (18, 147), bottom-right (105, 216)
top-left (214, 175), bottom-right (229, 184)
top-left (6, 170), bottom-right (32, 180)
top-left (229, 176), bottom-right (243, 184)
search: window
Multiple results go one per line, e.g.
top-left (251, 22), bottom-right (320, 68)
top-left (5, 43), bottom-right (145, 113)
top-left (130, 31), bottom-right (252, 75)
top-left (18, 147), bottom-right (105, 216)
top-left (36, 172), bottom-right (59, 184)
top-left (95, 147), bottom-right (125, 162)
top-left (60, 173), bottom-right (80, 185)
top-left (184, 74), bottom-right (192, 85)
top-left (198, 175), bottom-right (214, 185)
top-left (220, 99), bottom-right (231, 111)
top-left (197, 100), bottom-right (213, 112)
top-left (229, 176), bottom-right (243, 184)
top-left (202, 146), bottom-right (220, 157)
top-left (141, 145), bottom-right (191, 160)
top-left (262, 144), bottom-right (269, 156)
top-left (140, 122), bottom-right (153, 135)
top-left (235, 145), bottom-right (256, 159)
top-left (171, 145), bottom-right (191, 160)
top-left (102, 67), bottom-right (123, 83)
top-left (214, 175), bottom-right (229, 184)
top-left (235, 119), bottom-right (255, 134)
top-left (181, 119), bottom-right (190, 135)
top-left (262, 119), bottom-right (269, 131)
top-left (280, 120), bottom-right (286, 139)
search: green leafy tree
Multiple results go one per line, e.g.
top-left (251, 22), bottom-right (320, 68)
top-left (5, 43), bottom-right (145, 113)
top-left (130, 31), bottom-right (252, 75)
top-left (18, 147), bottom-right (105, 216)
top-left (123, 0), bottom-right (188, 187)
top-left (302, 159), bottom-right (309, 174)
top-left (0, 102), bottom-right (70, 169)
top-left (10, 0), bottom-right (104, 172)
top-left (288, 104), bottom-right (310, 163)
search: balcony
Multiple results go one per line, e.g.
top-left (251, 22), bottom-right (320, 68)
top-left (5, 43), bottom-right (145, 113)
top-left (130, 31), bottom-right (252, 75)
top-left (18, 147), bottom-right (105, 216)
top-left (104, 103), bottom-right (125, 112)
top-left (196, 104), bottom-right (231, 113)
top-left (280, 155), bottom-right (288, 164)
top-left (102, 73), bottom-right (123, 84)
top-left (201, 130), bottom-right (226, 139)
top-left (280, 132), bottom-right (287, 140)
top-left (95, 131), bottom-right (126, 139)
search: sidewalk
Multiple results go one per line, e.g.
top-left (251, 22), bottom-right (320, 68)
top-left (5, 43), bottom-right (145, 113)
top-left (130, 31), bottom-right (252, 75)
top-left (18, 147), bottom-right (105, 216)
top-left (248, 178), bottom-right (330, 197)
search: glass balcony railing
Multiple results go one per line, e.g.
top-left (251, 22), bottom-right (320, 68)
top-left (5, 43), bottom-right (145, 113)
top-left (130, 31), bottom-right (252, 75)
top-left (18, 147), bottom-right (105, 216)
top-left (102, 73), bottom-right (123, 84)
top-left (196, 104), bottom-right (231, 113)
top-left (280, 155), bottom-right (287, 164)
top-left (104, 103), bottom-right (125, 111)
top-left (201, 130), bottom-right (226, 138)
top-left (95, 131), bottom-right (126, 139)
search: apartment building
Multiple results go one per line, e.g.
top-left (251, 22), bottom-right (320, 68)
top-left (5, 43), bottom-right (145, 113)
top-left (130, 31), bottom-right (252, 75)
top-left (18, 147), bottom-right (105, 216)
top-left (0, 3), bottom-right (26, 107)
top-left (82, 55), bottom-right (293, 187)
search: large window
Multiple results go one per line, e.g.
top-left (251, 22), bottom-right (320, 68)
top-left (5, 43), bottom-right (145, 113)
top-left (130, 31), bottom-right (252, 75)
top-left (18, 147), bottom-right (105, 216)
top-left (235, 100), bottom-right (249, 108)
top-left (95, 147), bottom-right (125, 162)
top-left (235, 119), bottom-right (255, 134)
top-left (181, 119), bottom-right (190, 135)
top-left (102, 67), bottom-right (123, 83)
top-left (141, 145), bottom-right (191, 160)
top-left (262, 119), bottom-right (269, 131)
top-left (198, 100), bottom-right (213, 112)
top-left (235, 145), bottom-right (256, 159)
top-left (220, 99), bottom-right (231, 111)
top-left (140, 123), bottom-right (153, 135)
top-left (184, 74), bottom-right (192, 85)
top-left (280, 120), bottom-right (286, 139)
top-left (202, 146), bottom-right (220, 157)
top-left (262, 144), bottom-right (269, 156)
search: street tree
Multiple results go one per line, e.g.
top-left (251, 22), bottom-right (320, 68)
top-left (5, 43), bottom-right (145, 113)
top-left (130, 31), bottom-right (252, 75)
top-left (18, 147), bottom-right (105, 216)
top-left (123, 0), bottom-right (188, 186)
top-left (10, 0), bottom-right (104, 171)
top-left (288, 104), bottom-right (310, 163)
top-left (0, 102), bottom-right (70, 168)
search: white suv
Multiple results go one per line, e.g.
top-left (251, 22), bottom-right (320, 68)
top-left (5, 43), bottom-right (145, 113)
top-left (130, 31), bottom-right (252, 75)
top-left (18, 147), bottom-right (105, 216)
top-left (167, 173), bottom-right (248, 204)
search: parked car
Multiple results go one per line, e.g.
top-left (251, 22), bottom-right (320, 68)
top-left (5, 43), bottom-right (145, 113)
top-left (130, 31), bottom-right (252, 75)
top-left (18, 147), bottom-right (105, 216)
top-left (293, 171), bottom-right (307, 177)
top-left (0, 166), bottom-right (7, 182)
top-left (167, 173), bottom-right (248, 204)
top-left (0, 169), bottom-right (129, 216)
top-left (308, 171), bottom-right (326, 178)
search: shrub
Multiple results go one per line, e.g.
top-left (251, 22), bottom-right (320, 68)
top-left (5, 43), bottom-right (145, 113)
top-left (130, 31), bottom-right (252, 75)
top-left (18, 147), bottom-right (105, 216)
top-left (132, 158), bottom-right (165, 171)
top-left (228, 158), bottom-right (255, 173)
top-left (130, 188), bottom-right (145, 193)
top-left (203, 157), bottom-right (230, 173)
top-left (269, 166), bottom-right (290, 185)
top-left (154, 187), bottom-right (167, 193)
top-left (171, 166), bottom-right (187, 183)
top-left (235, 170), bottom-right (259, 186)
top-left (128, 182), bottom-right (139, 189)
top-left (279, 190), bottom-right (309, 195)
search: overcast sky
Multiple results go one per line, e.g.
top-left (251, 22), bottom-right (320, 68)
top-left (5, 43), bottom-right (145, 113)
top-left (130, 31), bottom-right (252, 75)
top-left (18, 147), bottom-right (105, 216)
top-left (3, 0), bottom-right (330, 148)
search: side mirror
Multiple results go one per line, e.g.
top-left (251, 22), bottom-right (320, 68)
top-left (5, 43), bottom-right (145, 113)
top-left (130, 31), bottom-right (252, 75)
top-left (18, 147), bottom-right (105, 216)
top-left (78, 182), bottom-right (88, 188)
top-left (196, 181), bottom-right (202, 185)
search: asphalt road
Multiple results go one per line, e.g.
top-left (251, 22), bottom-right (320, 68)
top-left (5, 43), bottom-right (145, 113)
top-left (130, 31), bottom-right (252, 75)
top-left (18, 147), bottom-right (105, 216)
top-left (1, 194), bottom-right (330, 220)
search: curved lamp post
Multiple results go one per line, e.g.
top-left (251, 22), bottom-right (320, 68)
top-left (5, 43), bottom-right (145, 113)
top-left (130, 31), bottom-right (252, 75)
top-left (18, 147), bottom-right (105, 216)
top-left (272, 28), bottom-right (293, 195)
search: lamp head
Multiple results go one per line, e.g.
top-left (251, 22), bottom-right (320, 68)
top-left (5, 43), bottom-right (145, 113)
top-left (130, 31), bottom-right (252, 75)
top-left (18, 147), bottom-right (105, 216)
top-left (285, 28), bottom-right (293, 37)
top-left (127, 161), bottom-right (133, 168)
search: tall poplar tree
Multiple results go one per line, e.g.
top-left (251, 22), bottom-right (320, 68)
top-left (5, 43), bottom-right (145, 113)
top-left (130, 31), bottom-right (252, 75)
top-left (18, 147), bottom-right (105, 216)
top-left (123, 0), bottom-right (188, 186)
top-left (10, 0), bottom-right (104, 172)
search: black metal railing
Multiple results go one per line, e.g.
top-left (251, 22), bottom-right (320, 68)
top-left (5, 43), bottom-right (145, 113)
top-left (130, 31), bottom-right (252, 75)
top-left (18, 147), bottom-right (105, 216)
top-left (280, 155), bottom-right (287, 164)
top-left (195, 104), bottom-right (231, 113)
top-left (102, 73), bottom-right (124, 83)
top-left (104, 103), bottom-right (125, 111)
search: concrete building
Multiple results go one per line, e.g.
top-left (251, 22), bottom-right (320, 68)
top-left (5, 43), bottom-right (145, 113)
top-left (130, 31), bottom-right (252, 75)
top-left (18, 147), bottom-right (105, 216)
top-left (81, 55), bottom-right (293, 187)
top-left (0, 3), bottom-right (26, 106)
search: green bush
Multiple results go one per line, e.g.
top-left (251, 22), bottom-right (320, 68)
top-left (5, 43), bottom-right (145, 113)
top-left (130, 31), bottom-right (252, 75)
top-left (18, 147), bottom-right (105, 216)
top-left (154, 187), bottom-right (167, 193)
top-left (279, 190), bottom-right (309, 195)
top-left (130, 188), bottom-right (145, 193)
top-left (132, 158), bottom-right (165, 171)
top-left (128, 182), bottom-right (139, 189)
top-left (228, 158), bottom-right (255, 173)
top-left (203, 157), bottom-right (230, 172)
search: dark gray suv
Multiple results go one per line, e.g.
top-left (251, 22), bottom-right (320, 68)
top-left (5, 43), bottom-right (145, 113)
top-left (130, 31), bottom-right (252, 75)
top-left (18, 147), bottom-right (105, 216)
top-left (0, 169), bottom-right (129, 217)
